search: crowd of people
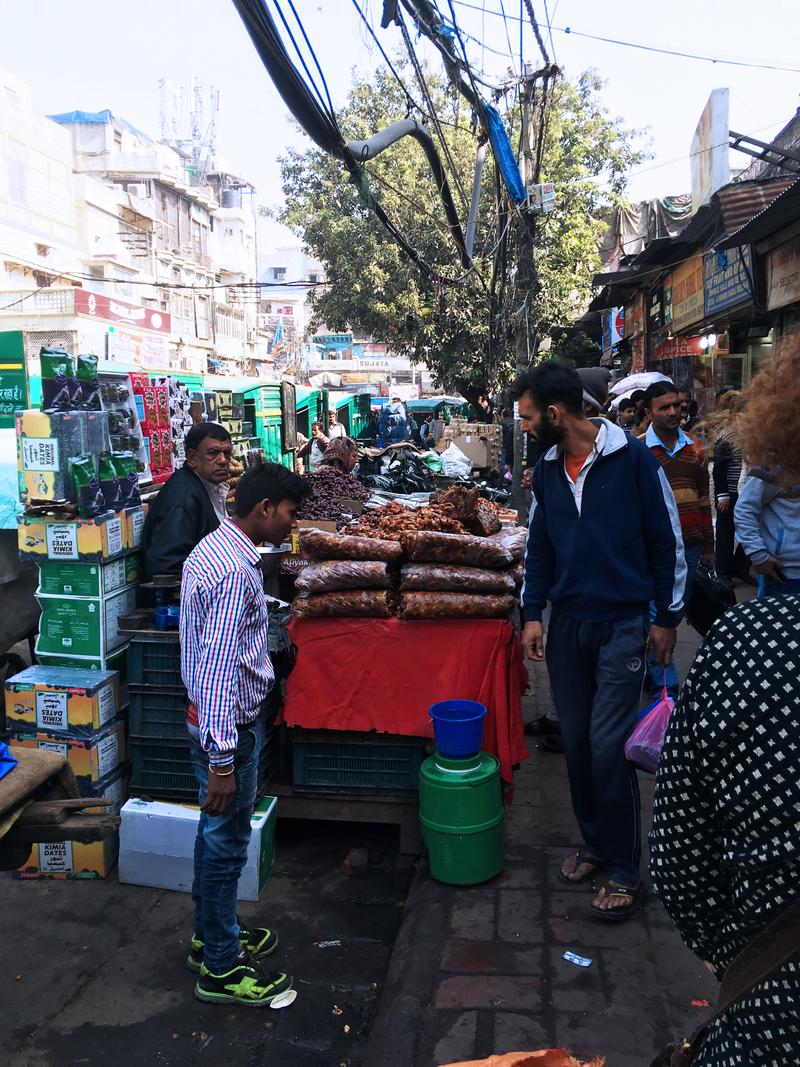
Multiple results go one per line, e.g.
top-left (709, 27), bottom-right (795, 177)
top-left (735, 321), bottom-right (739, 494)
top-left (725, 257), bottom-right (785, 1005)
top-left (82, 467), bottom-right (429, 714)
top-left (133, 337), bottom-right (799, 1051)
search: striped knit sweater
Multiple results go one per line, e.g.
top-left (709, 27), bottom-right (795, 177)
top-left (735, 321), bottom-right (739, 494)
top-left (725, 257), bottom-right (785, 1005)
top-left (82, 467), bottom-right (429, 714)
top-left (647, 432), bottom-right (714, 554)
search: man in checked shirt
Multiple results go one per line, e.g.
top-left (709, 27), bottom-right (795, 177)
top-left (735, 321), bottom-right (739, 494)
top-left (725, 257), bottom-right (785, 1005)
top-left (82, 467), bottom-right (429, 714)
top-left (180, 460), bottom-right (310, 1007)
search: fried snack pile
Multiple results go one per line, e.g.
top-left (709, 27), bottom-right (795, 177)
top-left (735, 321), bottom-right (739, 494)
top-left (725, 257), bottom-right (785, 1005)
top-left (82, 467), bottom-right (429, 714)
top-left (350, 500), bottom-right (465, 540)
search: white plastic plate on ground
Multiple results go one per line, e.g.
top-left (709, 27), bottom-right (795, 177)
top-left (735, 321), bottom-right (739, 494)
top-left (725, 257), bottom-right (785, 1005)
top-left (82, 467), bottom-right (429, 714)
top-left (270, 989), bottom-right (298, 1010)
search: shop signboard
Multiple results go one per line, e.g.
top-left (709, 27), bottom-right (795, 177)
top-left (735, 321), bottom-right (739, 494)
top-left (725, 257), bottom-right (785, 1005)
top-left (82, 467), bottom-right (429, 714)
top-left (74, 289), bottom-right (171, 335)
top-left (0, 330), bottom-right (28, 429)
top-left (624, 293), bottom-right (645, 337)
top-left (691, 89), bottom-right (730, 214)
top-left (652, 335), bottom-right (705, 359)
top-left (663, 274), bottom-right (673, 325)
top-left (766, 235), bottom-right (800, 310)
top-left (611, 307), bottom-right (625, 345)
top-left (704, 246), bottom-right (753, 315)
top-left (602, 308), bottom-right (624, 352)
top-left (670, 255), bottom-right (704, 331)
top-left (378, 383), bottom-right (420, 400)
top-left (648, 287), bottom-right (664, 329)
top-left (106, 328), bottom-right (169, 370)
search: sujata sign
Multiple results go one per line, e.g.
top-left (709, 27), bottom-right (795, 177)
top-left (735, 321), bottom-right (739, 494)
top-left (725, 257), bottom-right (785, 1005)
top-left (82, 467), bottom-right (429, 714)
top-left (74, 289), bottom-right (171, 334)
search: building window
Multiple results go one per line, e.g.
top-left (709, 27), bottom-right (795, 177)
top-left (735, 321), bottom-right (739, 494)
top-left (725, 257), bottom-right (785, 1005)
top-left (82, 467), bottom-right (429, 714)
top-left (7, 158), bottom-right (26, 205)
top-left (273, 267), bottom-right (286, 281)
top-left (114, 130), bottom-right (123, 150)
top-left (308, 273), bottom-right (318, 284)
top-left (196, 295), bottom-right (210, 339)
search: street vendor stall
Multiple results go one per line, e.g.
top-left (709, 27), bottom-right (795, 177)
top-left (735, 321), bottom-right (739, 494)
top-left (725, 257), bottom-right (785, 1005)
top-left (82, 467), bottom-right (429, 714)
top-left (280, 488), bottom-right (529, 799)
top-left (282, 617), bottom-right (527, 783)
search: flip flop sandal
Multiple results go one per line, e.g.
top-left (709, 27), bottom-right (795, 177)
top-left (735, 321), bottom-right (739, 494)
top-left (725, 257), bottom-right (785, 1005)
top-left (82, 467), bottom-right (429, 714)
top-left (558, 851), bottom-right (605, 886)
top-left (590, 881), bottom-right (647, 922)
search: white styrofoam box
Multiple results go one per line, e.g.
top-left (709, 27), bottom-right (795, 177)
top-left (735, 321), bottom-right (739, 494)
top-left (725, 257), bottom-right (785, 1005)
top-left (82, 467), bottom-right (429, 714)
top-left (118, 796), bottom-right (276, 902)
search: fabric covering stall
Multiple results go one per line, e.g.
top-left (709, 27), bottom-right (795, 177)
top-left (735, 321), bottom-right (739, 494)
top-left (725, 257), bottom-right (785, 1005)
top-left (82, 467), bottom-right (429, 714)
top-left (281, 617), bottom-right (528, 783)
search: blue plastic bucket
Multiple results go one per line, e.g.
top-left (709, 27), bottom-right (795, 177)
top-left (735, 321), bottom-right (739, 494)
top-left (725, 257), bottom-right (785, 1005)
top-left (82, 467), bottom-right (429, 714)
top-left (429, 700), bottom-right (487, 759)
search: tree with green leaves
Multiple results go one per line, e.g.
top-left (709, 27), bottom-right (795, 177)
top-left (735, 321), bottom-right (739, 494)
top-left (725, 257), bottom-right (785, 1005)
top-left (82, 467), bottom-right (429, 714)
top-left (271, 63), bottom-right (644, 404)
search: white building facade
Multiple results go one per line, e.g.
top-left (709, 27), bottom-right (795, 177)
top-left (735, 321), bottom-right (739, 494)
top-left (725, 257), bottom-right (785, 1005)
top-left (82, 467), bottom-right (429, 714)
top-left (0, 68), bottom-right (274, 384)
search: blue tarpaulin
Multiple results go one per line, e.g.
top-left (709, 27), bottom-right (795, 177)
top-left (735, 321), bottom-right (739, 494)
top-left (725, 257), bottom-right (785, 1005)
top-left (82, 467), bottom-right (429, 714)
top-left (483, 104), bottom-right (526, 204)
top-left (48, 110), bottom-right (153, 143)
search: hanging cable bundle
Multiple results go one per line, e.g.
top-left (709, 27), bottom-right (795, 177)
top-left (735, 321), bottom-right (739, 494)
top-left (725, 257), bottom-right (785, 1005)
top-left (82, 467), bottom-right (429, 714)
top-left (231, 0), bottom-right (471, 275)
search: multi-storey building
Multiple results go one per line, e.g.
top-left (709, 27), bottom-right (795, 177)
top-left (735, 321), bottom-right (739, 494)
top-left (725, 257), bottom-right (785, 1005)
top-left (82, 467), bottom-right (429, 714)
top-left (0, 67), bottom-right (274, 391)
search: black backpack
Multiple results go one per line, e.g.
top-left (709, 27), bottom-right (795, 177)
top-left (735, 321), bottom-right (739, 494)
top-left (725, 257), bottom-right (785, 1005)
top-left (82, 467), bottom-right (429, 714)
top-left (686, 564), bottom-right (737, 636)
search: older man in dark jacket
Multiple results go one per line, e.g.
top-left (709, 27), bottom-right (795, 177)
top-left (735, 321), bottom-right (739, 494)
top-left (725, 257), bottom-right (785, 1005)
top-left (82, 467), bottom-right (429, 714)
top-left (142, 423), bottom-right (232, 577)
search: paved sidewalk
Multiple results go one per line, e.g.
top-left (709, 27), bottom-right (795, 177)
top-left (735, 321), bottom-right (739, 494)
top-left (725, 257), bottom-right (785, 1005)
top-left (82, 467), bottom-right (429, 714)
top-left (365, 624), bottom-right (716, 1067)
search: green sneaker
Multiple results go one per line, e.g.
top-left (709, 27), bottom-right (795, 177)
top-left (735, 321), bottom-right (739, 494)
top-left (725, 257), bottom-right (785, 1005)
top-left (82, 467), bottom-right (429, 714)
top-left (194, 955), bottom-right (292, 1008)
top-left (186, 924), bottom-right (279, 973)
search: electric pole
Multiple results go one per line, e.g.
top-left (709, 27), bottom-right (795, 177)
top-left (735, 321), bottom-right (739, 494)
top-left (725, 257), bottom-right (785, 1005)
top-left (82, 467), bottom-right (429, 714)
top-left (511, 64), bottom-right (539, 513)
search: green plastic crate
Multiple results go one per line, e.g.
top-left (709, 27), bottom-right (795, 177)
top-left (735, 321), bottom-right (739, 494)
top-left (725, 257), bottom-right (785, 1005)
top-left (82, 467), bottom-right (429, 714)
top-left (292, 738), bottom-right (425, 795)
top-left (130, 734), bottom-right (274, 802)
top-left (127, 639), bottom-right (183, 689)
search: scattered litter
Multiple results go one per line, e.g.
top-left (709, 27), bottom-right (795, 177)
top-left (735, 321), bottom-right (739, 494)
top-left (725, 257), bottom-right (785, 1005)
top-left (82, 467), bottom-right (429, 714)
top-left (691, 999), bottom-right (710, 1008)
top-left (343, 1024), bottom-right (351, 1034)
top-left (191, 1030), bottom-right (213, 1051)
top-left (563, 951), bottom-right (593, 968)
top-left (341, 847), bottom-right (369, 879)
top-left (14, 974), bottom-right (22, 981)
top-left (332, 1005), bottom-right (343, 1016)
top-left (270, 989), bottom-right (298, 1010)
top-left (315, 939), bottom-right (343, 949)
top-left (171, 1034), bottom-right (178, 1040)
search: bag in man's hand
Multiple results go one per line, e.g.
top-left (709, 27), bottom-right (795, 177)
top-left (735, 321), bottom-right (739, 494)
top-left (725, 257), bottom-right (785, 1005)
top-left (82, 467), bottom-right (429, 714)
top-left (686, 564), bottom-right (736, 636)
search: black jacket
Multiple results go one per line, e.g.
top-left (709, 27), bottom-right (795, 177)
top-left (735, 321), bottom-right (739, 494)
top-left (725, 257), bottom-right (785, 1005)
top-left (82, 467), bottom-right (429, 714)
top-left (141, 465), bottom-right (220, 577)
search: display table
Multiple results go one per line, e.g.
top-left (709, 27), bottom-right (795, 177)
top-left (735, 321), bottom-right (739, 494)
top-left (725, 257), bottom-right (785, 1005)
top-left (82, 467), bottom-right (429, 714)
top-left (281, 617), bottom-right (529, 783)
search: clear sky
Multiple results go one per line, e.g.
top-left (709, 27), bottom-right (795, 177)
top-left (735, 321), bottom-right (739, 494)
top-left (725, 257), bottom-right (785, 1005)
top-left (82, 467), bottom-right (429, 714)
top-left (2, 0), bottom-right (799, 256)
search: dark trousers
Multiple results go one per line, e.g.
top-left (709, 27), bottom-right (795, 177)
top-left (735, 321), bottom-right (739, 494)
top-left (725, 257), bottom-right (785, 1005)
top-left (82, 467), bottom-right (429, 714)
top-left (716, 495), bottom-right (749, 580)
top-left (546, 612), bottom-right (647, 886)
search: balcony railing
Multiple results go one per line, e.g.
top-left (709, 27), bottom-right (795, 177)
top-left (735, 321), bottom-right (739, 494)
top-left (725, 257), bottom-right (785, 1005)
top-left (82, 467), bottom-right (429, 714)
top-left (0, 287), bottom-right (75, 314)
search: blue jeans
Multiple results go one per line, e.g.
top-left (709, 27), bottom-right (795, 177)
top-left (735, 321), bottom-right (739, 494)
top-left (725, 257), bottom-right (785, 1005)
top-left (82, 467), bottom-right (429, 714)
top-left (546, 611), bottom-right (648, 886)
top-left (188, 715), bottom-right (264, 974)
top-left (758, 575), bottom-right (800, 599)
top-left (648, 543), bottom-right (702, 700)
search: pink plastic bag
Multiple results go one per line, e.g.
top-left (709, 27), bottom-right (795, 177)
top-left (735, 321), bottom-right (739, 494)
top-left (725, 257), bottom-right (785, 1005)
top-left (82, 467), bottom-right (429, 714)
top-left (624, 677), bottom-right (674, 774)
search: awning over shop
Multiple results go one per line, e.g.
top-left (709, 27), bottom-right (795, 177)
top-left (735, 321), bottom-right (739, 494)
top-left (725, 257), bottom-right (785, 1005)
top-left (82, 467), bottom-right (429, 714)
top-left (717, 178), bottom-right (800, 250)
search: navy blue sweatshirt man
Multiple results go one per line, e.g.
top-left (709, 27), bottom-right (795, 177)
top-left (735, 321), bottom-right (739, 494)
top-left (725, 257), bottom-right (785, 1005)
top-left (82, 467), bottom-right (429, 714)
top-left (512, 362), bottom-right (686, 922)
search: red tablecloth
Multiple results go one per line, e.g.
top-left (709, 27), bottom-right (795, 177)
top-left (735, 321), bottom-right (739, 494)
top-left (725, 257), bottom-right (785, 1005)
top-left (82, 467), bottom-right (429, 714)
top-left (281, 617), bottom-right (529, 783)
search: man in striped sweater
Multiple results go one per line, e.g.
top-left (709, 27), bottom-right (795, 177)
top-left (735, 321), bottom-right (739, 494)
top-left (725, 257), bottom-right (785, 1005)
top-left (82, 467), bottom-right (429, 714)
top-left (644, 381), bottom-right (714, 697)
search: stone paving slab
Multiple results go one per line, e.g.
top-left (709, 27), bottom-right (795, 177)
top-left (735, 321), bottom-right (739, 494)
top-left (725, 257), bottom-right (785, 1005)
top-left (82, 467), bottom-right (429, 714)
top-left (365, 624), bottom-right (717, 1067)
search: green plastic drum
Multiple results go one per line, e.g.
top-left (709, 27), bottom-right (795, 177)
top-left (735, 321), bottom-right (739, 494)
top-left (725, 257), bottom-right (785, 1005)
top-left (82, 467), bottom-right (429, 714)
top-left (419, 752), bottom-right (504, 886)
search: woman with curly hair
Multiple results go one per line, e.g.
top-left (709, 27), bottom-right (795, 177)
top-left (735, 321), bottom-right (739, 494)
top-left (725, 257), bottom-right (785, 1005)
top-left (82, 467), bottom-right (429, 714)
top-left (734, 332), bottom-right (800, 597)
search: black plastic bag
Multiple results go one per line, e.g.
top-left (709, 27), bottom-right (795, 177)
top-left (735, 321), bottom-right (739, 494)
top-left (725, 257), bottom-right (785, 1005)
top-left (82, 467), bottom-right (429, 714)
top-left (686, 564), bottom-right (736, 636)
